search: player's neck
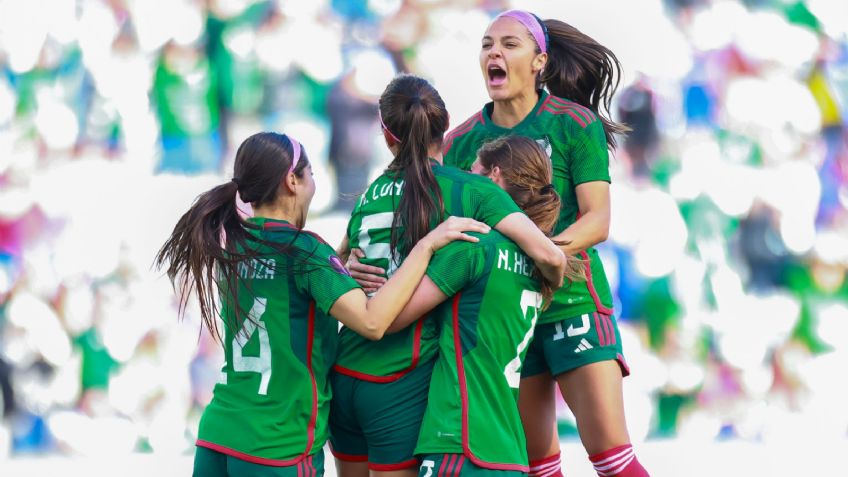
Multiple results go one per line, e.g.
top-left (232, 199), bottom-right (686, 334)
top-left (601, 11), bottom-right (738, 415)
top-left (388, 143), bottom-right (443, 164)
top-left (429, 144), bottom-right (443, 164)
top-left (491, 90), bottom-right (539, 129)
top-left (253, 200), bottom-right (300, 225)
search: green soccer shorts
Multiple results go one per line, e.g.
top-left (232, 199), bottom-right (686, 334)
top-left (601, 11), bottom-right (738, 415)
top-left (418, 454), bottom-right (526, 477)
top-left (329, 358), bottom-right (435, 470)
top-left (521, 312), bottom-right (630, 378)
top-left (193, 446), bottom-right (324, 477)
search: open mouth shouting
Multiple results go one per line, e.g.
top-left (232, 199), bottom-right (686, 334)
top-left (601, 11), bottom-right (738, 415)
top-left (487, 63), bottom-right (507, 87)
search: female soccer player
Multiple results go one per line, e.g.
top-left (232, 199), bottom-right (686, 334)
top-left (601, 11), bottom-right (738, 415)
top-left (442, 10), bottom-right (650, 477)
top-left (331, 74), bottom-right (566, 477)
top-left (155, 132), bottom-right (488, 477)
top-left (389, 135), bottom-right (583, 476)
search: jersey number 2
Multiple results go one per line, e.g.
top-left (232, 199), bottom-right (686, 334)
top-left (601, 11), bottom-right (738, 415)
top-left (503, 290), bottom-right (542, 389)
top-left (220, 297), bottom-right (273, 395)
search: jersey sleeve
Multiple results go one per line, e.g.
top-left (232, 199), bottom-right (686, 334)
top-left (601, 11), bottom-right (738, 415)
top-left (296, 241), bottom-right (362, 315)
top-left (425, 239), bottom-right (485, 297)
top-left (443, 137), bottom-right (459, 168)
top-left (567, 118), bottom-right (611, 185)
top-left (443, 131), bottom-right (476, 171)
top-left (462, 175), bottom-right (523, 226)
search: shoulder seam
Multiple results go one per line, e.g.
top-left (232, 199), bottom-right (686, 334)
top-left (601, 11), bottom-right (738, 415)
top-left (539, 96), bottom-right (597, 128)
top-left (549, 96), bottom-right (595, 123)
top-left (444, 110), bottom-right (483, 154)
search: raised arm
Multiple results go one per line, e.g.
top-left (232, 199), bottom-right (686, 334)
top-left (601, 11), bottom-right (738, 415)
top-left (329, 217), bottom-right (489, 340)
top-left (551, 181), bottom-right (610, 256)
top-left (495, 212), bottom-right (566, 289)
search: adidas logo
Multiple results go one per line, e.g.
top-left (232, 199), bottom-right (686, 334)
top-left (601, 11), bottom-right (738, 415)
top-left (574, 338), bottom-right (593, 353)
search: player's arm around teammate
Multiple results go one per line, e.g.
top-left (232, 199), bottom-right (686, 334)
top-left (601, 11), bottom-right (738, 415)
top-left (330, 74), bottom-right (566, 477)
top-left (343, 76), bottom-right (566, 292)
top-left (395, 137), bottom-right (579, 477)
top-left (155, 132), bottom-right (487, 477)
top-left (444, 10), bottom-right (651, 477)
top-left (388, 135), bottom-right (584, 336)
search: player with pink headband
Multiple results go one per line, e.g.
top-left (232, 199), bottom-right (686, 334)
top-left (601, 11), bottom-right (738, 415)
top-left (155, 131), bottom-right (490, 477)
top-left (442, 9), bottom-right (651, 477)
top-left (333, 73), bottom-right (568, 477)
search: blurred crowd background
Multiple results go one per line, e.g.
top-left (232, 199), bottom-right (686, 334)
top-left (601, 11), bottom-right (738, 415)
top-left (0, 0), bottom-right (846, 461)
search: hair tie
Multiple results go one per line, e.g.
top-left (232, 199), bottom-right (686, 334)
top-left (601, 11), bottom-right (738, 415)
top-left (496, 10), bottom-right (548, 54)
top-left (231, 177), bottom-right (240, 187)
top-left (541, 183), bottom-right (555, 193)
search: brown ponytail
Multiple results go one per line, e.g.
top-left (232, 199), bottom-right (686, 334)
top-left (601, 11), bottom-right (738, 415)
top-left (154, 132), bottom-right (312, 341)
top-left (379, 74), bottom-right (450, 261)
top-left (540, 19), bottom-right (630, 149)
top-left (477, 136), bottom-right (587, 307)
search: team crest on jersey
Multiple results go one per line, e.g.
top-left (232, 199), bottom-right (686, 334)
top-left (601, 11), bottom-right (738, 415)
top-left (535, 136), bottom-right (553, 159)
top-left (329, 255), bottom-right (351, 276)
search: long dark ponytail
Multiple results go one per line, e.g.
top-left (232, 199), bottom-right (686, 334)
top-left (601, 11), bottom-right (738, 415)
top-left (540, 19), bottom-right (630, 150)
top-left (380, 74), bottom-right (450, 261)
top-left (154, 132), bottom-right (310, 341)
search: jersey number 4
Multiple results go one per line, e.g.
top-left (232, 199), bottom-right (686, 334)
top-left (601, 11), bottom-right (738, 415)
top-left (503, 290), bottom-right (542, 389)
top-left (219, 297), bottom-right (273, 395)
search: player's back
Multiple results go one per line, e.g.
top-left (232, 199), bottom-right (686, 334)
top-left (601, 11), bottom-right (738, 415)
top-left (198, 218), bottom-right (355, 463)
top-left (415, 230), bottom-right (542, 470)
top-left (337, 163), bottom-right (520, 380)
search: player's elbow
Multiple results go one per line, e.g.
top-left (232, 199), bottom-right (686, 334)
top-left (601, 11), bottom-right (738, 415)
top-left (596, 213), bottom-right (611, 243)
top-left (360, 322), bottom-right (385, 341)
top-left (542, 246), bottom-right (566, 269)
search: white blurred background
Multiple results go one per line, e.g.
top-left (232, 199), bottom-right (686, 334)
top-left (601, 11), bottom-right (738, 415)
top-left (0, 0), bottom-right (846, 475)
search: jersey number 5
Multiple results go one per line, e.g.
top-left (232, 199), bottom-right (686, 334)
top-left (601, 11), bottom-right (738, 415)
top-left (503, 290), bottom-right (542, 389)
top-left (220, 297), bottom-right (273, 395)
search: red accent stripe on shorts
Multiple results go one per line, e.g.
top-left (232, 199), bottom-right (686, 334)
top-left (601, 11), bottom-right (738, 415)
top-left (196, 440), bottom-right (306, 467)
top-left (370, 459), bottom-right (419, 471)
top-left (297, 459), bottom-right (303, 477)
top-left (598, 312), bottom-right (610, 346)
top-left (454, 455), bottom-right (466, 477)
top-left (440, 454), bottom-right (456, 477)
top-left (438, 453), bottom-right (450, 477)
top-left (593, 312), bottom-right (606, 346)
top-left (330, 447), bottom-right (368, 462)
top-left (604, 314), bottom-right (616, 346)
top-left (617, 353), bottom-right (631, 377)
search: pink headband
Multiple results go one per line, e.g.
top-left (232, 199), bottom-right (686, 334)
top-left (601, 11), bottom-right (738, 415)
top-left (379, 109), bottom-right (401, 143)
top-left (496, 10), bottom-right (547, 54)
top-left (287, 136), bottom-right (301, 175)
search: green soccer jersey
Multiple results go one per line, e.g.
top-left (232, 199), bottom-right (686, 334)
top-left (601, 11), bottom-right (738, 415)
top-left (197, 218), bottom-right (360, 464)
top-left (414, 231), bottom-right (541, 471)
top-left (444, 90), bottom-right (615, 323)
top-left (334, 162), bottom-right (522, 381)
